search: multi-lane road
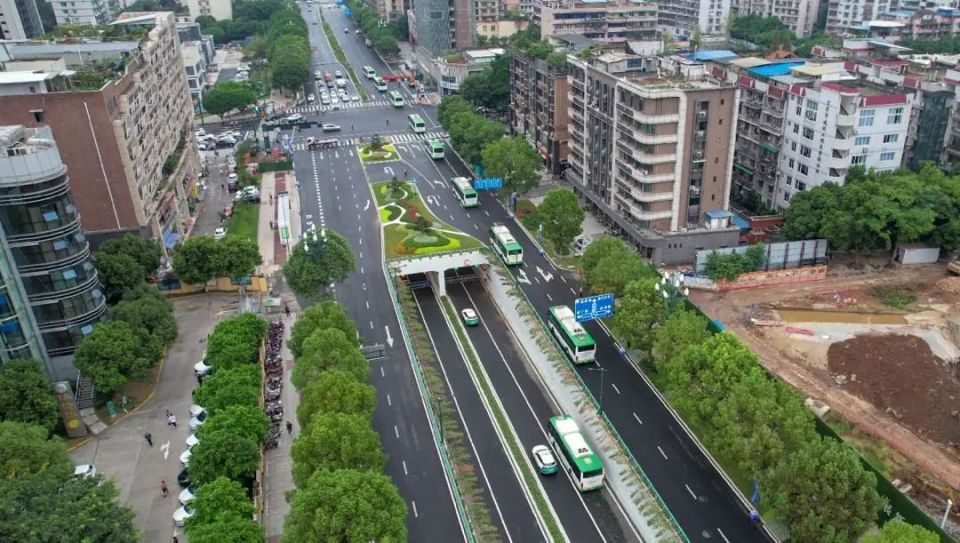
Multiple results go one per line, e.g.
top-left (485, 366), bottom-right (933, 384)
top-left (286, 2), bottom-right (771, 541)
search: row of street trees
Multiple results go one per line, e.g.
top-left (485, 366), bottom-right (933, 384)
top-left (343, 0), bottom-right (406, 56)
top-left (184, 313), bottom-right (268, 542)
top-left (195, 0), bottom-right (285, 44)
top-left (579, 237), bottom-right (939, 541)
top-left (172, 234), bottom-right (262, 286)
top-left (266, 8), bottom-right (311, 92)
top-left (284, 301), bottom-right (407, 542)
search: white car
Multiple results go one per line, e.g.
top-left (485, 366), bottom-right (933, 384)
top-left (322, 123), bottom-right (341, 132)
top-left (531, 444), bottom-right (558, 475)
top-left (74, 464), bottom-right (97, 478)
top-left (227, 172), bottom-right (238, 182)
top-left (285, 113), bottom-right (303, 123)
top-left (178, 485), bottom-right (198, 505)
top-left (189, 404), bottom-right (207, 417)
top-left (214, 227), bottom-right (226, 240)
top-left (307, 93), bottom-right (315, 103)
top-left (186, 433), bottom-right (199, 448)
top-left (189, 411), bottom-right (208, 430)
top-left (179, 448), bottom-right (192, 467)
top-left (173, 504), bottom-right (194, 527)
top-left (351, 94), bottom-right (360, 102)
top-left (194, 359), bottom-right (212, 376)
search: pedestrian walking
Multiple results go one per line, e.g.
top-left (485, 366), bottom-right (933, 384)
top-left (167, 414), bottom-right (177, 427)
top-left (144, 433), bottom-right (153, 447)
top-left (165, 409), bottom-right (172, 418)
top-left (284, 303), bottom-right (291, 317)
top-left (172, 537), bottom-right (179, 543)
top-left (221, 183), bottom-right (225, 191)
top-left (161, 481), bottom-right (168, 498)
top-left (286, 421), bottom-right (293, 434)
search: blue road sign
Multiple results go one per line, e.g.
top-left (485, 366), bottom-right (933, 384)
top-left (474, 177), bottom-right (503, 190)
top-left (343, 8), bottom-right (352, 15)
top-left (574, 293), bottom-right (614, 322)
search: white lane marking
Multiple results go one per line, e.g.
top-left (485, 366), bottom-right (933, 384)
top-left (484, 210), bottom-right (490, 216)
top-left (633, 412), bottom-right (643, 425)
top-left (536, 266), bottom-right (553, 282)
top-left (160, 441), bottom-right (170, 460)
top-left (402, 459), bottom-right (408, 475)
top-left (361, 266), bottom-right (364, 274)
top-left (611, 383), bottom-right (621, 395)
top-left (685, 484), bottom-right (697, 500)
top-left (369, 320), bottom-right (374, 330)
top-left (473, 224), bottom-right (478, 230)
top-left (380, 366), bottom-right (385, 377)
top-left (394, 425), bottom-right (400, 439)
top-left (385, 326), bottom-right (394, 347)
top-left (517, 269), bottom-right (531, 284)
top-left (366, 301), bottom-right (370, 309)
top-left (569, 287), bottom-right (576, 295)
top-left (658, 446), bottom-right (668, 460)
top-left (560, 275), bottom-right (567, 283)
top-left (387, 394), bottom-right (392, 406)
top-left (545, 293), bottom-right (553, 302)
top-left (717, 528), bottom-right (730, 543)
top-left (363, 198), bottom-right (370, 211)
top-left (412, 500), bottom-right (419, 518)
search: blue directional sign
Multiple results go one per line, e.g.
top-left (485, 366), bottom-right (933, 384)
top-left (474, 177), bottom-right (503, 190)
top-left (574, 293), bottom-right (614, 322)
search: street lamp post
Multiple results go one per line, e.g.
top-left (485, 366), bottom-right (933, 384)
top-left (654, 271), bottom-right (690, 314)
top-left (586, 366), bottom-right (609, 415)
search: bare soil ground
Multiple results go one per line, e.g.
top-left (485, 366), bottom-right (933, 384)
top-left (690, 260), bottom-right (960, 533)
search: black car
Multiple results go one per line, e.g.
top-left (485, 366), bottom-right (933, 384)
top-left (177, 468), bottom-right (191, 488)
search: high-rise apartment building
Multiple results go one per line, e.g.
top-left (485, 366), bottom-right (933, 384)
top-left (566, 53), bottom-right (740, 264)
top-left (658, 0), bottom-right (731, 38)
top-left (734, 0), bottom-right (821, 37)
top-left (826, 0), bottom-right (895, 33)
top-left (0, 12), bottom-right (201, 249)
top-left (0, 0), bottom-right (43, 39)
top-left (0, 125), bottom-right (106, 379)
top-left (186, 0), bottom-right (232, 21)
top-left (50, 0), bottom-right (120, 25)
top-left (414, 0), bottom-right (473, 55)
top-left (534, 0), bottom-right (658, 41)
top-left (509, 48), bottom-right (571, 174)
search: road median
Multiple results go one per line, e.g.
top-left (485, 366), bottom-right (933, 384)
top-left (320, 18), bottom-right (369, 100)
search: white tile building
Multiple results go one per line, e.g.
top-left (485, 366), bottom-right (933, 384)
top-left (657, 0), bottom-right (731, 38)
top-left (734, 0), bottom-right (821, 37)
top-left (186, 0), bottom-right (232, 21)
top-left (826, 0), bottom-right (895, 34)
top-left (50, 0), bottom-right (120, 25)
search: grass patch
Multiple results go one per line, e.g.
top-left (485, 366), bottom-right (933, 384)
top-left (440, 296), bottom-right (565, 542)
top-left (359, 143), bottom-right (400, 163)
top-left (869, 286), bottom-right (917, 310)
top-left (380, 204), bottom-right (402, 222)
top-left (226, 201), bottom-right (259, 243)
top-left (321, 19), bottom-right (369, 100)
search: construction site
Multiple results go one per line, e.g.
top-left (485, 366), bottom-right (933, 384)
top-left (691, 259), bottom-right (960, 537)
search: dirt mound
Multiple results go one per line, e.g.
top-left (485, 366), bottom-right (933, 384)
top-left (937, 277), bottom-right (960, 295)
top-left (828, 334), bottom-right (960, 446)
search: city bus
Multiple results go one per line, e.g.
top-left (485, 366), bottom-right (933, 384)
top-left (390, 91), bottom-right (404, 108)
top-left (547, 305), bottom-right (596, 363)
top-left (450, 177), bottom-right (478, 208)
top-left (375, 77), bottom-right (388, 92)
top-left (489, 224), bottom-right (522, 265)
top-left (408, 114), bottom-right (426, 133)
top-left (425, 139), bottom-right (445, 159)
top-left (363, 66), bottom-right (376, 79)
top-left (548, 415), bottom-right (604, 491)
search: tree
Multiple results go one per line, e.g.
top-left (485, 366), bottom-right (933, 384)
top-left (74, 321), bottom-right (159, 392)
top-left (861, 520), bottom-right (939, 543)
top-left (194, 365), bottom-right (261, 413)
top-left (289, 301), bottom-right (358, 358)
top-left (202, 81), bottom-right (257, 119)
top-left (173, 236), bottom-right (223, 285)
top-left (765, 437), bottom-right (882, 543)
top-left (197, 404), bottom-right (269, 445)
top-left (459, 55), bottom-right (510, 113)
top-left (187, 513), bottom-right (264, 543)
top-left (0, 361), bottom-right (59, 433)
top-left (482, 137), bottom-right (541, 196)
top-left (283, 229), bottom-right (356, 300)
top-left (0, 421), bottom-right (71, 479)
top-left (579, 236), bottom-right (631, 277)
top-left (283, 469), bottom-right (407, 543)
top-left (298, 370), bottom-right (377, 428)
top-left (608, 277), bottom-right (666, 357)
top-left (219, 237), bottom-right (263, 278)
top-left (97, 234), bottom-right (162, 280)
top-left (292, 328), bottom-right (369, 389)
top-left (0, 470), bottom-right (138, 542)
top-left (184, 476), bottom-right (255, 528)
top-left (690, 25), bottom-right (704, 51)
top-left (438, 96), bottom-right (475, 127)
top-left (583, 249), bottom-right (653, 296)
top-left (651, 309), bottom-right (711, 373)
top-left (94, 252), bottom-right (146, 304)
top-left (291, 413), bottom-right (385, 486)
top-left (536, 189), bottom-right (584, 255)
top-left (205, 313), bottom-right (266, 370)
top-left (189, 430), bottom-right (261, 486)
top-left (110, 294), bottom-right (178, 346)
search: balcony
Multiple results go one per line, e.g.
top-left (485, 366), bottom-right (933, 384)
top-left (617, 141), bottom-right (676, 164)
top-left (617, 104), bottom-right (679, 124)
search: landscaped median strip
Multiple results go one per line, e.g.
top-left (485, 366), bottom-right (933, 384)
top-left (320, 18), bottom-right (369, 100)
top-left (439, 295), bottom-right (568, 543)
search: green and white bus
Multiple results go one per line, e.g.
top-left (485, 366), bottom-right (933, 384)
top-left (375, 77), bottom-right (388, 92)
top-left (490, 224), bottom-right (522, 265)
top-left (408, 114), bottom-right (426, 133)
top-left (548, 415), bottom-right (604, 491)
top-left (363, 66), bottom-right (376, 79)
top-left (451, 177), bottom-right (478, 208)
top-left (547, 305), bottom-right (596, 363)
top-left (425, 139), bottom-right (445, 159)
top-left (390, 91), bottom-right (404, 107)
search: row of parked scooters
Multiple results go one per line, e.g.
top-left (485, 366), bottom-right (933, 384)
top-left (264, 320), bottom-right (285, 450)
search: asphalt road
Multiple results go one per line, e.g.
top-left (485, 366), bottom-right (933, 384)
top-left (299, 2), bottom-right (364, 103)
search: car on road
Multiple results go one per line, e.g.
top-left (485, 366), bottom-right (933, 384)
top-left (197, 141), bottom-right (211, 151)
top-left (179, 448), bottom-right (192, 467)
top-left (214, 226), bottom-right (227, 240)
top-left (322, 123), bottom-right (341, 132)
top-left (531, 445), bottom-right (558, 475)
top-left (344, 27), bottom-right (349, 32)
top-left (74, 464), bottom-right (97, 478)
top-left (460, 308), bottom-right (479, 326)
top-left (186, 433), bottom-right (199, 448)
top-left (173, 504), bottom-right (194, 527)
top-left (189, 410), bottom-right (208, 430)
top-left (334, 70), bottom-right (343, 77)
top-left (307, 93), bottom-right (315, 103)
top-left (194, 359), bottom-right (212, 376)
top-left (177, 468), bottom-right (191, 488)
top-left (321, 95), bottom-right (331, 105)
top-left (285, 113), bottom-right (304, 123)
top-left (189, 404), bottom-right (206, 417)
top-left (351, 94), bottom-right (360, 102)
top-left (178, 485), bottom-right (198, 505)
top-left (314, 70), bottom-right (323, 80)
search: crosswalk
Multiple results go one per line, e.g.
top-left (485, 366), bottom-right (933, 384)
top-left (290, 131), bottom-right (447, 151)
top-left (286, 98), bottom-right (418, 113)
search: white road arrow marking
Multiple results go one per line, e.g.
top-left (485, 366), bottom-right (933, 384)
top-left (160, 441), bottom-right (170, 460)
top-left (385, 326), bottom-right (394, 347)
top-left (385, 166), bottom-right (394, 176)
top-left (536, 266), bottom-right (553, 282)
top-left (517, 269), bottom-right (531, 285)
top-left (363, 199), bottom-right (370, 211)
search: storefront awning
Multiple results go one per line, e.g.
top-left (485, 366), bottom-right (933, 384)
top-left (163, 231), bottom-right (181, 249)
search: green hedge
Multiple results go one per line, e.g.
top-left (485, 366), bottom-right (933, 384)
top-left (258, 160), bottom-right (293, 172)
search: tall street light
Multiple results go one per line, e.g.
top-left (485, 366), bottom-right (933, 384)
top-left (585, 366), bottom-right (609, 415)
top-left (654, 271), bottom-right (689, 314)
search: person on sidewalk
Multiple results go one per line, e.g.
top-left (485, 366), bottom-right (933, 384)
top-left (144, 433), bottom-right (153, 447)
top-left (284, 303), bottom-right (291, 317)
top-left (167, 414), bottom-right (177, 427)
top-left (161, 481), bottom-right (169, 498)
top-left (286, 421), bottom-right (293, 434)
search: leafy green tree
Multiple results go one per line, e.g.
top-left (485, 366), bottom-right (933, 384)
top-left (173, 236), bottom-right (223, 285)
top-left (110, 294), bottom-right (177, 346)
top-left (298, 370), bottom-right (376, 428)
top-left (189, 430), bottom-right (261, 486)
top-left (292, 328), bottom-right (369, 389)
top-left (283, 229), bottom-right (356, 300)
top-left (651, 309), bottom-right (711, 373)
top-left (205, 313), bottom-right (266, 369)
top-left (187, 514), bottom-right (264, 543)
top-left (536, 189), bottom-right (584, 255)
top-left (197, 404), bottom-right (269, 445)
top-left (291, 413), bottom-right (385, 486)
top-left (438, 96), bottom-right (475, 127)
top-left (284, 469), bottom-right (407, 543)
top-left (447, 112), bottom-right (505, 166)
top-left (861, 520), bottom-right (940, 543)
top-left (194, 365), bottom-right (261, 413)
top-left (765, 437), bottom-right (882, 543)
top-left (608, 277), bottom-right (666, 357)
top-left (459, 55), bottom-right (510, 113)
top-left (0, 421), bottom-right (71, 479)
top-left (579, 236), bottom-right (631, 276)
top-left (782, 182), bottom-right (843, 240)
top-left (184, 476), bottom-right (255, 529)
top-left (0, 361), bottom-right (59, 433)
top-left (482, 137), bottom-right (541, 196)
top-left (74, 321), bottom-right (159, 392)
top-left (289, 301), bottom-right (358, 358)
top-left (271, 53), bottom-right (310, 91)
top-left (0, 470), bottom-right (138, 542)
top-left (97, 234), bottom-right (162, 280)
top-left (219, 237), bottom-right (263, 278)
top-left (94, 252), bottom-right (146, 304)
top-left (202, 81), bottom-right (257, 119)
top-left (690, 25), bottom-right (704, 51)
top-left (582, 248), bottom-right (653, 296)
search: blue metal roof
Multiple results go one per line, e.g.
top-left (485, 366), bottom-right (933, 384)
top-left (705, 209), bottom-right (733, 219)
top-left (748, 61), bottom-right (806, 77)
top-left (686, 49), bottom-right (738, 61)
top-left (730, 211), bottom-right (752, 230)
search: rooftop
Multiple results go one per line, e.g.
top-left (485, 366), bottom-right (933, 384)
top-left (0, 70), bottom-right (65, 84)
top-left (4, 41), bottom-right (139, 57)
top-left (686, 49), bottom-right (738, 61)
top-left (747, 61), bottom-right (806, 78)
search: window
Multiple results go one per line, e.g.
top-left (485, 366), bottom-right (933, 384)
top-left (791, 141), bottom-right (797, 151)
top-left (31, 110), bottom-right (44, 123)
top-left (880, 151), bottom-right (896, 161)
top-left (788, 158), bottom-right (795, 168)
top-left (806, 99), bottom-right (819, 112)
top-left (793, 124), bottom-right (800, 134)
top-left (887, 107), bottom-right (903, 125)
top-left (854, 135), bottom-right (870, 146)
top-left (800, 145), bottom-right (812, 158)
top-left (859, 109), bottom-right (875, 127)
top-left (786, 175), bottom-right (793, 187)
top-left (798, 164), bottom-right (809, 175)
top-left (797, 181), bottom-right (807, 191)
top-left (802, 127), bottom-right (814, 140)
top-left (851, 154), bottom-right (866, 165)
top-left (883, 134), bottom-right (899, 144)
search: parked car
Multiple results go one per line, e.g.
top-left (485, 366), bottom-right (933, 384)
top-left (189, 410), bottom-right (208, 430)
top-left (531, 445), bottom-right (558, 475)
top-left (173, 504), bottom-right (194, 527)
top-left (214, 226), bottom-right (227, 240)
top-left (177, 468), bottom-right (191, 488)
top-left (179, 448), bottom-right (192, 467)
top-left (215, 139), bottom-right (235, 149)
top-left (460, 308), bottom-right (479, 326)
top-left (351, 94), bottom-right (360, 102)
top-left (185, 433), bottom-right (199, 448)
top-left (285, 113), bottom-right (304, 123)
top-left (322, 123), bottom-right (341, 132)
top-left (307, 93), bottom-right (315, 103)
top-left (178, 485), bottom-right (198, 505)
top-left (194, 359), bottom-right (212, 376)
top-left (74, 464), bottom-right (97, 478)
top-left (189, 404), bottom-right (206, 417)
top-left (334, 70), bottom-right (343, 78)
